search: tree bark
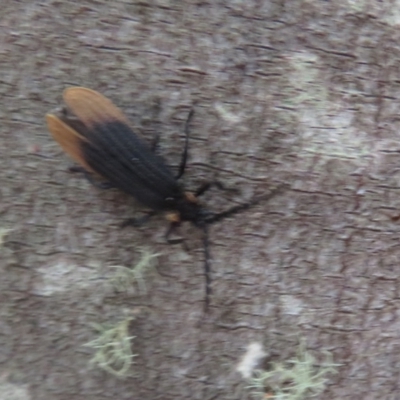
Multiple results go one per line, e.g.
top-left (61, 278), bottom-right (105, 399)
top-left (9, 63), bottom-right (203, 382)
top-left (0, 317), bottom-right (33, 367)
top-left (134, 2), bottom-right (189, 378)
top-left (1, 1), bottom-right (400, 399)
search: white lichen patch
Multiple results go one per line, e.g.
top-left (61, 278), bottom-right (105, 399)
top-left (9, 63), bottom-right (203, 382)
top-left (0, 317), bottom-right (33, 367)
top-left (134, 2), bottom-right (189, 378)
top-left (214, 102), bottom-right (244, 125)
top-left (33, 258), bottom-right (102, 296)
top-left (0, 382), bottom-right (31, 400)
top-left (280, 295), bottom-right (304, 316)
top-left (377, 0), bottom-right (400, 26)
top-left (345, 0), bottom-right (372, 14)
top-left (300, 109), bottom-right (371, 160)
top-left (0, 228), bottom-right (11, 247)
top-left (237, 342), bottom-right (267, 379)
top-left (285, 50), bottom-right (373, 164)
top-left (287, 52), bottom-right (328, 109)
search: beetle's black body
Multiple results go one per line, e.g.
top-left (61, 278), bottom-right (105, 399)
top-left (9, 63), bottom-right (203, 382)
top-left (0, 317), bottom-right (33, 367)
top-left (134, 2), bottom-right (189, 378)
top-left (81, 120), bottom-right (184, 211)
top-left (46, 87), bottom-right (280, 310)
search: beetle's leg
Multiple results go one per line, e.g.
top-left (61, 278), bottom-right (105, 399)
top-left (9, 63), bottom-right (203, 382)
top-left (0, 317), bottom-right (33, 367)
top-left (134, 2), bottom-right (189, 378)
top-left (121, 211), bottom-right (158, 228)
top-left (164, 222), bottom-right (184, 244)
top-left (175, 109), bottom-right (194, 180)
top-left (195, 181), bottom-right (217, 197)
top-left (69, 166), bottom-right (114, 189)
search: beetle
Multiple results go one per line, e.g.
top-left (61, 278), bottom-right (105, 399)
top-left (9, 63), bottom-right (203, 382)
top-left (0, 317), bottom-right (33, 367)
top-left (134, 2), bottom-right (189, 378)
top-left (46, 87), bottom-right (282, 310)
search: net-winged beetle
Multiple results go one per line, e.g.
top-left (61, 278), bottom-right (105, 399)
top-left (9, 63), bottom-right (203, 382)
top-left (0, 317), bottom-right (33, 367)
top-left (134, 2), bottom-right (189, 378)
top-left (46, 87), bottom-right (282, 310)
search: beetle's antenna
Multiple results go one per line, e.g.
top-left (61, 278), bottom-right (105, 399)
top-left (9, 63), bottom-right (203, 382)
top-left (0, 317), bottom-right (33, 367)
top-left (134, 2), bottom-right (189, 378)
top-left (176, 109), bottom-right (194, 180)
top-left (202, 223), bottom-right (211, 311)
top-left (205, 185), bottom-right (285, 225)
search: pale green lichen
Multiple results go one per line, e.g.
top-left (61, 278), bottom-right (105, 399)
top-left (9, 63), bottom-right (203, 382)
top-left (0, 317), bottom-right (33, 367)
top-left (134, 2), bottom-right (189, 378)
top-left (84, 317), bottom-right (136, 378)
top-left (247, 341), bottom-right (340, 400)
top-left (110, 247), bottom-right (160, 294)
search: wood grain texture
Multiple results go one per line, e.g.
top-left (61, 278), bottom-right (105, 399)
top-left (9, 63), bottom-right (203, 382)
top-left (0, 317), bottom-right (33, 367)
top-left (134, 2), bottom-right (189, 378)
top-left (1, 0), bottom-right (400, 399)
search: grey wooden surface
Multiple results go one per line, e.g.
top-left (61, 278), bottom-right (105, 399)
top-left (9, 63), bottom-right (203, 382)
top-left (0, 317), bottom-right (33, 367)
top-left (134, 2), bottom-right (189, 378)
top-left (1, 1), bottom-right (400, 399)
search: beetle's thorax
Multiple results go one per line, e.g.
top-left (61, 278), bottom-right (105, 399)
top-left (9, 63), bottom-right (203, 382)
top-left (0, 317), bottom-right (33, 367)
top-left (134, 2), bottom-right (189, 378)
top-left (172, 194), bottom-right (212, 226)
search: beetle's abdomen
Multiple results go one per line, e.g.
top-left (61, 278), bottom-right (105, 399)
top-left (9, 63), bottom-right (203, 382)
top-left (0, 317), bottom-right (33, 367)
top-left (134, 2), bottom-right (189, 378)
top-left (81, 120), bottom-right (183, 210)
